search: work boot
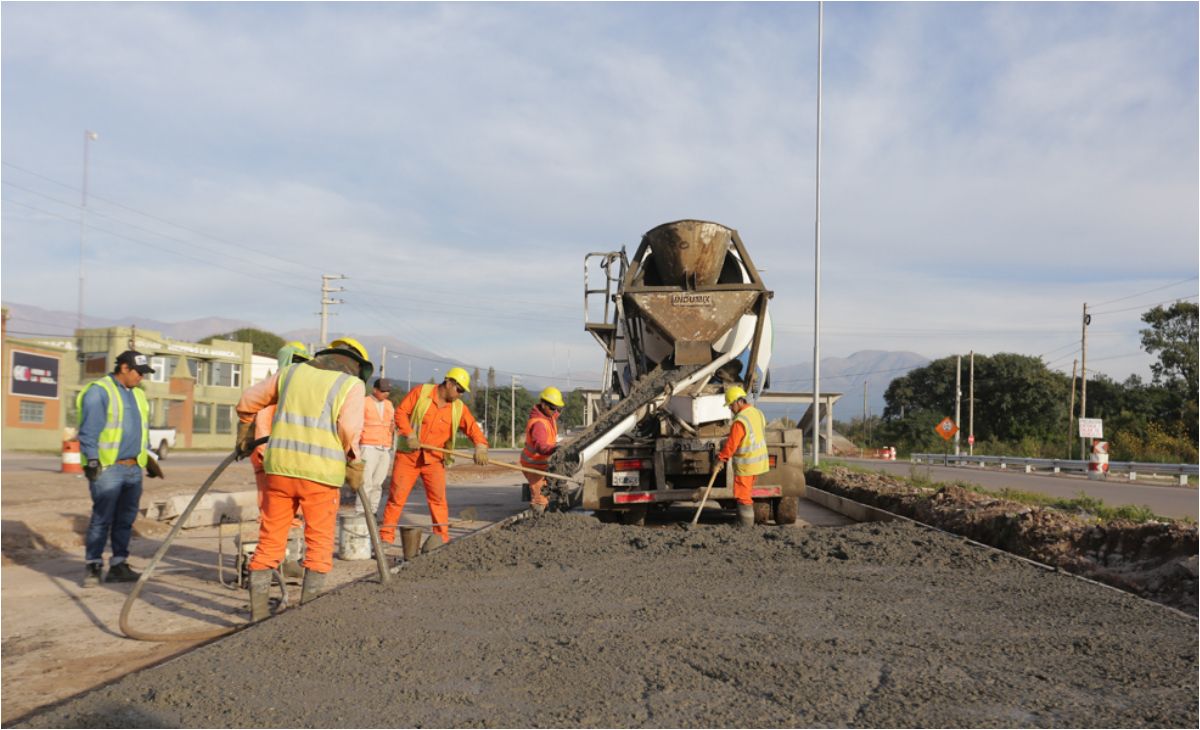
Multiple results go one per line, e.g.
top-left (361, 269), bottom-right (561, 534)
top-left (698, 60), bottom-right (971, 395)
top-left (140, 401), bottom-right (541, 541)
top-left (83, 562), bottom-right (102, 588)
top-left (248, 569), bottom-right (272, 622)
top-left (300, 569), bottom-right (326, 605)
top-left (105, 562), bottom-right (141, 583)
top-left (736, 504), bottom-right (755, 529)
top-left (531, 503), bottom-right (546, 517)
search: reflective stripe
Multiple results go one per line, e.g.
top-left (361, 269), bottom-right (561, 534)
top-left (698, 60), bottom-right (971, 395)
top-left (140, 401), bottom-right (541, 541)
top-left (268, 438), bottom-right (347, 462)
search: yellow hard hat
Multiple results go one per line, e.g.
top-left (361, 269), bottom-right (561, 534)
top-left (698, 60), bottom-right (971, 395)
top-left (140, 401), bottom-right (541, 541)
top-left (724, 385), bottom-right (748, 407)
top-left (445, 366), bottom-right (471, 392)
top-left (285, 341), bottom-right (311, 361)
top-left (329, 337), bottom-right (369, 362)
top-left (540, 386), bottom-right (565, 408)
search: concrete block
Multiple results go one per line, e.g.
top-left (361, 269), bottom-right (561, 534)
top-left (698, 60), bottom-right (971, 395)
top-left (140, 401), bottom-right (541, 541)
top-left (157, 490), bottom-right (259, 528)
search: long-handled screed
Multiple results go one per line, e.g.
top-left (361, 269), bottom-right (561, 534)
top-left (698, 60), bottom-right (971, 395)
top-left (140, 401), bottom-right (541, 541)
top-left (418, 443), bottom-right (582, 484)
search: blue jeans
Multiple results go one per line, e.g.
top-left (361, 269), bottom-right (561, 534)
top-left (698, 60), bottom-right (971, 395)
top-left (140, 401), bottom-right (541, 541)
top-left (85, 464), bottom-right (143, 565)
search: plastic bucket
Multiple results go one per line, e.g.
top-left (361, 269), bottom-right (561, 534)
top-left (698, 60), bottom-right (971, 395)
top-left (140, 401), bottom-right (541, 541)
top-left (400, 526), bottom-right (425, 560)
top-left (337, 513), bottom-right (372, 560)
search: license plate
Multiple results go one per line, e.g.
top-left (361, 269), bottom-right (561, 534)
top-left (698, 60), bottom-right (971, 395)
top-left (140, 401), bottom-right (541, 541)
top-left (611, 471), bottom-right (640, 487)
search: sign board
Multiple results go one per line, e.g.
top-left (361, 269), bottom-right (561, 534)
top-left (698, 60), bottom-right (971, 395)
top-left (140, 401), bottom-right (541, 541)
top-left (967, 434), bottom-right (975, 446)
top-left (1078, 418), bottom-right (1103, 439)
top-left (935, 416), bottom-right (958, 441)
top-left (10, 350), bottom-right (60, 399)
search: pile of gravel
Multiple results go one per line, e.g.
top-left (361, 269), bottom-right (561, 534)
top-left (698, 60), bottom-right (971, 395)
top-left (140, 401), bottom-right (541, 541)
top-left (18, 513), bottom-right (1197, 728)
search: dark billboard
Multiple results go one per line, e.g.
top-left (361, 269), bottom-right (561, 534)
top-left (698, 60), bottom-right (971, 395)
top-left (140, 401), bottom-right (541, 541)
top-left (10, 350), bottom-right (60, 399)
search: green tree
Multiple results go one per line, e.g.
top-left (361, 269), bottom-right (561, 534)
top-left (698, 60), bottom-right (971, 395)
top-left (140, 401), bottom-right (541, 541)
top-left (1139, 301), bottom-right (1198, 440)
top-left (201, 328), bottom-right (286, 356)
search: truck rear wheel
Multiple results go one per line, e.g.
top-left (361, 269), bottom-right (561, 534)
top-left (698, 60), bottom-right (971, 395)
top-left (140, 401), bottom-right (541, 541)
top-left (752, 501), bottom-right (771, 525)
top-left (620, 506), bottom-right (647, 527)
top-left (773, 496), bottom-right (799, 525)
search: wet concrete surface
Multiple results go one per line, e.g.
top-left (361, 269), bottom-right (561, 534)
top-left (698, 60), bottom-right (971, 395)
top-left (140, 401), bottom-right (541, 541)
top-left (15, 513), bottom-right (1198, 728)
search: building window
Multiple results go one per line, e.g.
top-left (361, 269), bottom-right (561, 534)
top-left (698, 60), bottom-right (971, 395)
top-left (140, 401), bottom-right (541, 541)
top-left (215, 404), bottom-right (235, 434)
top-left (231, 364), bottom-right (242, 388)
top-left (149, 356), bottom-right (168, 383)
top-left (193, 402), bottom-right (212, 433)
top-left (83, 353), bottom-right (108, 376)
top-left (207, 361), bottom-right (242, 388)
top-left (18, 401), bottom-right (44, 424)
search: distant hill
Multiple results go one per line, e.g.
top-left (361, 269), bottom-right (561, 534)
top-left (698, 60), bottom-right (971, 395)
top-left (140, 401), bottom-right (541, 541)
top-left (1, 301), bottom-right (258, 342)
top-left (764, 350), bottom-right (930, 422)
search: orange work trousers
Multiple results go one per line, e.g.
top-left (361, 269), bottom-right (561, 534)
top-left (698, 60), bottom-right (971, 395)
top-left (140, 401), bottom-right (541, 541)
top-left (249, 474), bottom-right (339, 574)
top-left (523, 470), bottom-right (549, 508)
top-left (733, 475), bottom-right (756, 506)
top-left (380, 452), bottom-right (450, 544)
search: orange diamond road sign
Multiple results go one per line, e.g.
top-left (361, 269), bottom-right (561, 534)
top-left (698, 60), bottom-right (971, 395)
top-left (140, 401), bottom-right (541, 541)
top-left (935, 417), bottom-right (958, 441)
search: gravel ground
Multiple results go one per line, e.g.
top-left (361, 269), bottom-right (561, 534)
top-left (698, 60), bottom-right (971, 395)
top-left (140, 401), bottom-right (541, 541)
top-left (15, 514), bottom-right (1198, 728)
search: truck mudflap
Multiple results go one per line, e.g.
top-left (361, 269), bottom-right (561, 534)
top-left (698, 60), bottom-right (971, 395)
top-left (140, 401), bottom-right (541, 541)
top-left (612, 485), bottom-right (783, 505)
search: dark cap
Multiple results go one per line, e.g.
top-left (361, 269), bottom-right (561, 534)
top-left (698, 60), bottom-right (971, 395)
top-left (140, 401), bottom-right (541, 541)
top-left (115, 350), bottom-right (155, 375)
top-left (373, 377), bottom-right (393, 392)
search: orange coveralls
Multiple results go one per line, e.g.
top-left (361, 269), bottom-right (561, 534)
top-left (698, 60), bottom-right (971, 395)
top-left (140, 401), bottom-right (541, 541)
top-left (380, 386), bottom-right (486, 544)
top-left (520, 404), bottom-right (559, 509)
top-left (237, 370), bottom-right (364, 573)
top-left (718, 409), bottom-right (755, 506)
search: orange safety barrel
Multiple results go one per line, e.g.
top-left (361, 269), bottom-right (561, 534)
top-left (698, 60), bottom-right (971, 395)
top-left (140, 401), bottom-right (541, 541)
top-left (62, 439), bottom-right (83, 474)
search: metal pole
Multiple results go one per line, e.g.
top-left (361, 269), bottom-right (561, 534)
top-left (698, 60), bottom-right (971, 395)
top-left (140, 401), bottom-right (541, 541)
top-left (968, 350), bottom-right (974, 456)
top-left (319, 274), bottom-right (346, 346)
top-left (510, 375), bottom-right (517, 449)
top-left (407, 359), bottom-right (412, 392)
top-left (811, 0), bottom-right (823, 466)
top-left (954, 355), bottom-right (961, 457)
top-left (380, 345), bottom-right (387, 378)
top-left (77, 130), bottom-right (98, 333)
top-left (1079, 303), bottom-right (1089, 459)
top-left (1067, 358), bottom-right (1078, 459)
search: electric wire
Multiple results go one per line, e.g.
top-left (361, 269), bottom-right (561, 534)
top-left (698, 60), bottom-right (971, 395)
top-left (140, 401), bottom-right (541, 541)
top-left (1091, 276), bottom-right (1199, 308)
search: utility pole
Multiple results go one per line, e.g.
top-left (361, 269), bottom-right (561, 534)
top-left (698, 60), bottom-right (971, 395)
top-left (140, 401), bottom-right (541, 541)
top-left (968, 351), bottom-right (975, 456)
top-left (510, 375), bottom-right (519, 449)
top-left (380, 345), bottom-right (387, 378)
top-left (1067, 359), bottom-right (1078, 459)
top-left (77, 130), bottom-right (99, 334)
top-left (862, 379), bottom-right (868, 445)
top-left (811, 0), bottom-right (824, 466)
top-left (1079, 303), bottom-right (1090, 460)
top-left (954, 355), bottom-right (962, 457)
top-left (129, 324), bottom-right (137, 351)
top-left (318, 274), bottom-right (346, 346)
top-left (407, 359), bottom-right (412, 391)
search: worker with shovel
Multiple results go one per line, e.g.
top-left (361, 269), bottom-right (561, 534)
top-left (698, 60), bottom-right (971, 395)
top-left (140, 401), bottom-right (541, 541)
top-left (717, 385), bottom-right (769, 528)
top-left (380, 367), bottom-right (488, 548)
top-left (235, 338), bottom-right (371, 621)
top-left (520, 387), bottom-right (564, 516)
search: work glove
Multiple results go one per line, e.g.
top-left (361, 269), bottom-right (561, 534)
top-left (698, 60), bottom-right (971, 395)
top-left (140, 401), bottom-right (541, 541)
top-left (235, 420), bottom-right (256, 460)
top-left (345, 460), bottom-right (365, 489)
top-left (84, 459), bottom-right (101, 481)
top-left (473, 444), bottom-right (489, 466)
top-left (405, 433), bottom-right (421, 451)
top-left (145, 455), bottom-right (165, 479)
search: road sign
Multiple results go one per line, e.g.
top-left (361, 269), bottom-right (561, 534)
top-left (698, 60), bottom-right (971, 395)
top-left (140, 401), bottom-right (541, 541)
top-left (967, 434), bottom-right (975, 446)
top-left (935, 417), bottom-right (958, 441)
top-left (1078, 418), bottom-right (1103, 439)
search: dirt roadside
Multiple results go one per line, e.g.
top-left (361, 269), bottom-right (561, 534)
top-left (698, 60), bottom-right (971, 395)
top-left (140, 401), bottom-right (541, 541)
top-left (0, 454), bottom-right (520, 724)
top-left (13, 512), bottom-right (1197, 728)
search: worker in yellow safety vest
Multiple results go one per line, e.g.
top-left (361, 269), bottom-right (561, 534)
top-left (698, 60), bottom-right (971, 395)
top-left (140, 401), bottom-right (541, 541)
top-left (235, 338), bottom-right (372, 621)
top-left (716, 385), bottom-right (769, 528)
top-left (520, 386), bottom-right (564, 515)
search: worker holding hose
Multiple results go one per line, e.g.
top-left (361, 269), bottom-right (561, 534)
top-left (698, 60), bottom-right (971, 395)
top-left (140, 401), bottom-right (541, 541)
top-left (520, 387), bottom-right (564, 516)
top-left (235, 338), bottom-right (372, 621)
top-left (717, 386), bottom-right (769, 528)
top-left (380, 367), bottom-right (488, 548)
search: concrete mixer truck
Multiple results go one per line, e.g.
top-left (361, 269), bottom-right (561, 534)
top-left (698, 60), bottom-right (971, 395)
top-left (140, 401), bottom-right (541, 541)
top-left (547, 220), bottom-right (804, 525)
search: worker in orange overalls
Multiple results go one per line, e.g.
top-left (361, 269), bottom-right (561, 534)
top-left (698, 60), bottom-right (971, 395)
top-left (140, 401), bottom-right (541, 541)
top-left (716, 385), bottom-right (769, 528)
top-left (379, 366), bottom-right (488, 548)
top-left (235, 338), bottom-right (371, 621)
top-left (520, 386), bottom-right (564, 516)
top-left (246, 341), bottom-right (311, 579)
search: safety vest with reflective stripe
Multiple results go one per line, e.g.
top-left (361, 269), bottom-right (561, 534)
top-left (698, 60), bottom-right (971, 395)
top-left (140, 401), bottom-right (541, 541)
top-left (520, 407), bottom-right (558, 470)
top-left (75, 376), bottom-right (150, 467)
top-left (263, 363), bottom-right (360, 487)
top-left (398, 383), bottom-right (464, 455)
top-left (733, 406), bottom-right (769, 477)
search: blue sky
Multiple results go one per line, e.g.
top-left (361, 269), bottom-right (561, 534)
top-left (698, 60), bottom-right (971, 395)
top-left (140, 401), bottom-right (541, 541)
top-left (2, 1), bottom-right (1196, 387)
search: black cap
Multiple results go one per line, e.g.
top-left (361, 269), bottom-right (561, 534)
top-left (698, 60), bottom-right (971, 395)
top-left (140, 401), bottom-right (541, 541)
top-left (115, 350), bottom-right (155, 375)
top-left (374, 378), bottom-right (393, 392)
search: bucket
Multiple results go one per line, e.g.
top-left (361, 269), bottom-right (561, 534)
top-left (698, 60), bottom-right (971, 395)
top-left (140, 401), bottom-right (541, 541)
top-left (399, 526), bottom-right (424, 560)
top-left (62, 440), bottom-right (83, 474)
top-left (337, 513), bottom-right (372, 560)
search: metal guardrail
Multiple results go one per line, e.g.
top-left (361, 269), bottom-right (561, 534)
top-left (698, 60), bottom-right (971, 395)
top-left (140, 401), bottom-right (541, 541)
top-left (910, 453), bottom-right (1198, 485)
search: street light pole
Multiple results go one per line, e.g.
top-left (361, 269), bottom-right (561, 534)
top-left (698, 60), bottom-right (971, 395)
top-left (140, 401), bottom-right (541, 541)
top-left (77, 130), bottom-right (98, 333)
top-left (811, 2), bottom-right (824, 466)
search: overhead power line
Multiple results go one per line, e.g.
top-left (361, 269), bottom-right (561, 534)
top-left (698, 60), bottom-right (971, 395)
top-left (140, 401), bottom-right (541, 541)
top-left (1091, 275), bottom-right (1199, 308)
top-left (1090, 294), bottom-right (1199, 317)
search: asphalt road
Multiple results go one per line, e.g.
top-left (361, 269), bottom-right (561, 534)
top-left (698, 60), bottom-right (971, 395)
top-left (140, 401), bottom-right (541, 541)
top-left (837, 456), bottom-right (1198, 520)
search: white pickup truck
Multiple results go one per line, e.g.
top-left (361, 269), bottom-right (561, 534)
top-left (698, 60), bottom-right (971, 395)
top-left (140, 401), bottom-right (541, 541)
top-left (148, 428), bottom-right (177, 460)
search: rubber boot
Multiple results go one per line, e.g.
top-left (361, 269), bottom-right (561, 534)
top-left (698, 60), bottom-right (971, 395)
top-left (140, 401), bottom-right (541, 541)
top-left (248, 569), bottom-right (271, 622)
top-left (300, 569), bottom-right (326, 605)
top-left (737, 504), bottom-right (755, 528)
top-left (531, 503), bottom-right (546, 517)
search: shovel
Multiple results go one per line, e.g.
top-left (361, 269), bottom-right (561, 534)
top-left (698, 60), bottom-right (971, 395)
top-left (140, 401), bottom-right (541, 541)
top-left (689, 464), bottom-right (725, 528)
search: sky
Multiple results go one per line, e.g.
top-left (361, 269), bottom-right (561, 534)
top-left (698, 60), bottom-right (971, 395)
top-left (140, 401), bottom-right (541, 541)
top-left (2, 1), bottom-right (1197, 390)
